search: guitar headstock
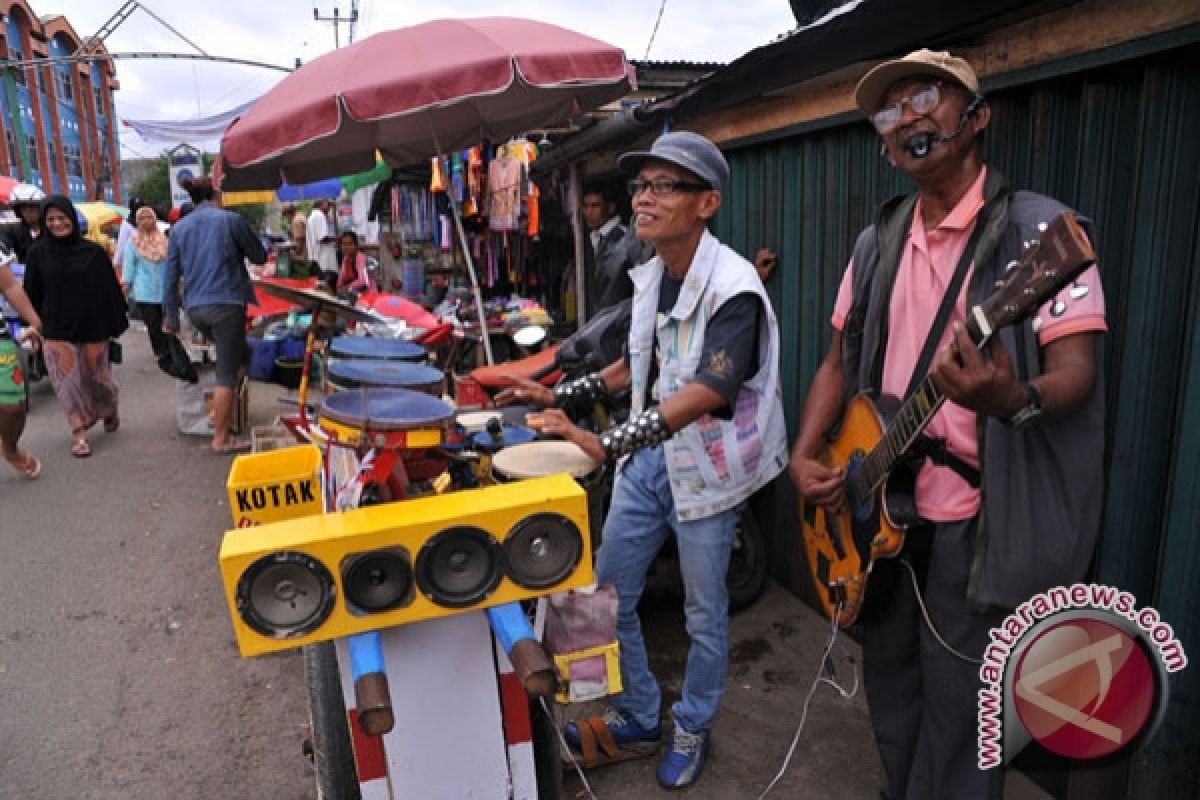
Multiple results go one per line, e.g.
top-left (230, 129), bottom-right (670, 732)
top-left (974, 212), bottom-right (1096, 337)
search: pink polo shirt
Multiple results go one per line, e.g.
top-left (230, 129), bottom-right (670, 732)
top-left (831, 168), bottom-right (1106, 521)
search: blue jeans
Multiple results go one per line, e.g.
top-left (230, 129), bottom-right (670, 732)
top-left (598, 445), bottom-right (739, 734)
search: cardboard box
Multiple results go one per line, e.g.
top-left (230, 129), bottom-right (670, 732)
top-left (251, 424), bottom-right (295, 453)
top-left (205, 376), bottom-right (250, 435)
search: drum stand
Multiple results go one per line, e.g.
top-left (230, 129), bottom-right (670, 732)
top-left (254, 281), bottom-right (553, 798)
top-left (295, 327), bottom-right (551, 795)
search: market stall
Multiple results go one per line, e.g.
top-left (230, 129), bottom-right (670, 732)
top-left (218, 16), bottom-right (634, 364)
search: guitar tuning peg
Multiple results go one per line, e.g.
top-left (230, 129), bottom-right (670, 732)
top-left (1031, 316), bottom-right (1043, 333)
top-left (1005, 259), bottom-right (1019, 272)
top-left (1029, 238), bottom-right (1040, 249)
top-left (994, 279), bottom-right (1005, 289)
top-left (1037, 222), bottom-right (1048, 233)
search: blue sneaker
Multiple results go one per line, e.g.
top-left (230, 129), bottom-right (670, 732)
top-left (564, 707), bottom-right (660, 750)
top-left (656, 725), bottom-right (709, 788)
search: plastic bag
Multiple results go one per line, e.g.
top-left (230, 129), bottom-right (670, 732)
top-left (545, 584), bottom-right (618, 703)
top-left (176, 368), bottom-right (216, 435)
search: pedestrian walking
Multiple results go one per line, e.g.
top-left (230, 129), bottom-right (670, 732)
top-left (122, 206), bottom-right (171, 360)
top-left (163, 178), bottom-right (266, 454)
top-left (0, 249), bottom-right (42, 478)
top-left (23, 195), bottom-right (128, 458)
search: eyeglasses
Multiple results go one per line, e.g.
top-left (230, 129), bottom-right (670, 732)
top-left (871, 83), bottom-right (942, 134)
top-left (627, 177), bottom-right (711, 198)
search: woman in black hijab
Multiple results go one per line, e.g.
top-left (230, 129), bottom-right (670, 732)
top-left (23, 195), bottom-right (128, 457)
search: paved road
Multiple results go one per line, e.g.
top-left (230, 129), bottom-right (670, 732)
top-left (0, 330), bottom-right (313, 798)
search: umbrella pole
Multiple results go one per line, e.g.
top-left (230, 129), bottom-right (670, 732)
top-left (448, 198), bottom-right (495, 366)
top-left (430, 128), bottom-right (494, 366)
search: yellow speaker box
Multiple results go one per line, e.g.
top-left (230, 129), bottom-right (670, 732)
top-left (219, 472), bottom-right (592, 657)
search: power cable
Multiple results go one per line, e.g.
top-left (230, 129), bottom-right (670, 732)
top-left (756, 607), bottom-right (859, 799)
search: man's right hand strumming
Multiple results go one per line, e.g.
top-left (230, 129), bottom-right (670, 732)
top-left (789, 449), bottom-right (846, 513)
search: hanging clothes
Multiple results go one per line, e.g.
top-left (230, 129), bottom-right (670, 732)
top-left (487, 145), bottom-right (522, 232)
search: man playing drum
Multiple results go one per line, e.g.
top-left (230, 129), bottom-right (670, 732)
top-left (500, 131), bottom-right (788, 789)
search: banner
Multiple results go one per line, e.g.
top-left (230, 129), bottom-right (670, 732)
top-left (168, 149), bottom-right (203, 209)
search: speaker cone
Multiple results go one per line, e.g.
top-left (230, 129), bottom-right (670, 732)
top-left (342, 549), bottom-right (413, 613)
top-left (416, 527), bottom-right (501, 608)
top-left (503, 513), bottom-right (583, 589)
top-left (237, 551), bottom-right (336, 637)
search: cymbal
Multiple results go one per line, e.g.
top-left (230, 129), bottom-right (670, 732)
top-left (254, 280), bottom-right (375, 323)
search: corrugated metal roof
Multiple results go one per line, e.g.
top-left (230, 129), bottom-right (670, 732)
top-left (630, 59), bottom-right (726, 70)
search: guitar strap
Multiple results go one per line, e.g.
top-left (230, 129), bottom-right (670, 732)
top-left (901, 215), bottom-right (990, 489)
top-left (903, 217), bottom-right (988, 400)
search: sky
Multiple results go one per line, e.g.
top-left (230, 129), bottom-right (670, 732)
top-left (39, 0), bottom-right (799, 160)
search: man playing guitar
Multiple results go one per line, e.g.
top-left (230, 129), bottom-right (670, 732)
top-left (790, 49), bottom-right (1107, 799)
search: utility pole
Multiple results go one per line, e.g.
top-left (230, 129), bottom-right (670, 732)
top-left (313, 3), bottom-right (358, 50)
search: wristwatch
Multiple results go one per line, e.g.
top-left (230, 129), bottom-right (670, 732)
top-left (1008, 382), bottom-right (1043, 429)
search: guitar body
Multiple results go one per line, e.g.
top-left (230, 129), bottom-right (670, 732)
top-left (801, 393), bottom-right (919, 628)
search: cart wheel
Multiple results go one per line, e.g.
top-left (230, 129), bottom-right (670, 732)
top-left (529, 695), bottom-right (563, 800)
top-left (727, 507), bottom-right (769, 613)
top-left (304, 642), bottom-right (362, 800)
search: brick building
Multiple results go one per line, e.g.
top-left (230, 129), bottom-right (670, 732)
top-left (0, 0), bottom-right (122, 202)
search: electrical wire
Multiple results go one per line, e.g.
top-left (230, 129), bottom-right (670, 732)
top-left (642, 0), bottom-right (668, 61)
top-left (539, 696), bottom-right (599, 799)
top-left (756, 606), bottom-right (859, 799)
top-left (900, 559), bottom-right (983, 665)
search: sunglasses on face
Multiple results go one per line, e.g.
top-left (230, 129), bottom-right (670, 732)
top-left (871, 83), bottom-right (943, 135)
top-left (627, 177), bottom-right (711, 198)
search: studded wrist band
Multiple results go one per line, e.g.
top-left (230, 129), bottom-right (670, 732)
top-left (600, 407), bottom-right (671, 462)
top-left (553, 372), bottom-right (608, 418)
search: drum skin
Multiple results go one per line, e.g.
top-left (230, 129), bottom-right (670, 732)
top-left (327, 359), bottom-right (445, 394)
top-left (320, 387), bottom-right (453, 431)
top-left (329, 335), bottom-right (425, 362)
top-left (491, 441), bottom-right (597, 481)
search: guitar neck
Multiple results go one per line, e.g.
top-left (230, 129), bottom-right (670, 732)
top-left (845, 315), bottom-right (988, 506)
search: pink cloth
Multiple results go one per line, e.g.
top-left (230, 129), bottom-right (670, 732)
top-left (337, 251), bottom-right (371, 292)
top-left (832, 168), bottom-right (1106, 520)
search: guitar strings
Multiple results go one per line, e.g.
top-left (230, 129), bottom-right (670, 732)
top-left (756, 605), bottom-right (860, 799)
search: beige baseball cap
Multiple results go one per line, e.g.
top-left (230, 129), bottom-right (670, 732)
top-left (855, 49), bottom-right (980, 114)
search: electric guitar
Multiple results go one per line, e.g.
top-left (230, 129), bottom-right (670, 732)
top-left (801, 212), bottom-right (1097, 627)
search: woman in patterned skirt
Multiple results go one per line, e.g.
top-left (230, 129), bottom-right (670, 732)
top-left (23, 195), bottom-right (128, 457)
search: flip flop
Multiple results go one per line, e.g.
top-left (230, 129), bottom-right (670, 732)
top-left (5, 450), bottom-right (42, 479)
top-left (71, 438), bottom-right (92, 458)
top-left (565, 717), bottom-right (660, 770)
top-left (211, 438), bottom-right (252, 455)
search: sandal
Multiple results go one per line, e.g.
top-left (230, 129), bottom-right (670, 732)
top-left (103, 413), bottom-right (120, 433)
top-left (71, 435), bottom-right (92, 458)
top-left (5, 450), bottom-right (42, 479)
top-left (564, 712), bottom-right (661, 769)
top-left (211, 437), bottom-right (252, 455)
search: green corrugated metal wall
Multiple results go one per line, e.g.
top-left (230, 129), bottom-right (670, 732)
top-left (715, 44), bottom-right (1199, 797)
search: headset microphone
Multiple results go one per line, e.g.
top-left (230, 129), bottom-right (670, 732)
top-left (902, 96), bottom-right (983, 159)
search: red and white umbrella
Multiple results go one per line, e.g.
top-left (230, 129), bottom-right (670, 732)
top-left (218, 16), bottom-right (634, 190)
top-left (0, 177), bottom-right (42, 206)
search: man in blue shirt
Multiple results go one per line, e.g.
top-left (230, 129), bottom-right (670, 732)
top-left (163, 178), bottom-right (266, 453)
